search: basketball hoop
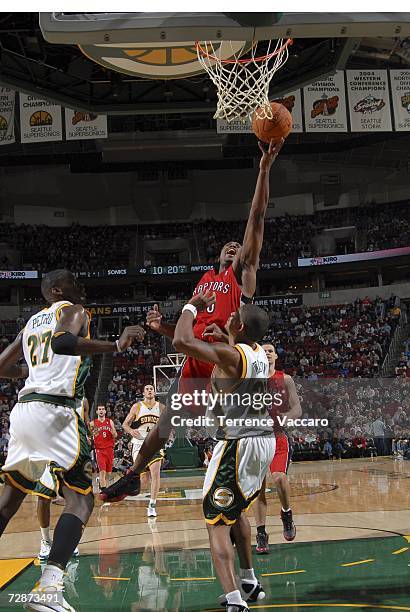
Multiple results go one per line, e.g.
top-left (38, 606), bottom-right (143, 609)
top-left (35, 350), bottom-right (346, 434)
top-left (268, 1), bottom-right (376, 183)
top-left (196, 38), bottom-right (292, 123)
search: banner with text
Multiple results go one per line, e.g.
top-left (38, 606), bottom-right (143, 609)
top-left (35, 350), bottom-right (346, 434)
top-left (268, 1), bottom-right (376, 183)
top-left (303, 71), bottom-right (347, 132)
top-left (87, 302), bottom-right (156, 317)
top-left (298, 246), bottom-right (410, 267)
top-left (0, 88), bottom-right (16, 146)
top-left (19, 94), bottom-right (62, 143)
top-left (216, 90), bottom-right (303, 134)
top-left (65, 109), bottom-right (108, 140)
top-left (389, 70), bottom-right (410, 132)
top-left (0, 270), bottom-right (38, 279)
top-left (272, 90), bottom-right (303, 133)
top-left (347, 70), bottom-right (392, 132)
top-left (254, 294), bottom-right (303, 308)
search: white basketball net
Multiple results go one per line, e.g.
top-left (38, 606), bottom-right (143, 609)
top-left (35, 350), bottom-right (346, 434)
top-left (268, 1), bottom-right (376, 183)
top-left (196, 38), bottom-right (292, 123)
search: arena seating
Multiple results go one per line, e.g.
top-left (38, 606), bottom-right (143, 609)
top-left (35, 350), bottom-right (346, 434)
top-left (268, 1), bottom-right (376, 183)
top-left (1, 200), bottom-right (409, 271)
top-left (99, 297), bottom-right (408, 466)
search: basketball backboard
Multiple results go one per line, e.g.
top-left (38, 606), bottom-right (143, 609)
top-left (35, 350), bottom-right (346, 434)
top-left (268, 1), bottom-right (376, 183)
top-left (40, 12), bottom-right (410, 44)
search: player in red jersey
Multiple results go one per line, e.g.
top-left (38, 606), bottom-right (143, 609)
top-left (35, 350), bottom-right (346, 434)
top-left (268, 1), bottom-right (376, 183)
top-left (254, 343), bottom-right (301, 554)
top-left (100, 138), bottom-right (284, 503)
top-left (90, 405), bottom-right (117, 489)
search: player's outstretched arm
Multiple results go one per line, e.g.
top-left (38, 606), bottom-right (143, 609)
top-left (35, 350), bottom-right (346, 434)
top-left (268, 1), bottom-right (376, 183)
top-left (0, 331), bottom-right (29, 379)
top-left (146, 304), bottom-right (176, 339)
top-left (51, 305), bottom-right (145, 356)
top-left (233, 138), bottom-right (284, 298)
top-left (173, 292), bottom-right (241, 376)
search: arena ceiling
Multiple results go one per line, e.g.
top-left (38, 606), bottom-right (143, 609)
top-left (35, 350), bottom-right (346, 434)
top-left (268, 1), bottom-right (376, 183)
top-left (0, 12), bottom-right (409, 120)
top-left (0, 13), bottom-right (410, 174)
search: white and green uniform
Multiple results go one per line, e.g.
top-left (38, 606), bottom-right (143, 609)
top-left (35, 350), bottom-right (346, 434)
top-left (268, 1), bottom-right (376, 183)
top-left (131, 400), bottom-right (164, 469)
top-left (203, 343), bottom-right (276, 525)
top-left (2, 300), bottom-right (93, 498)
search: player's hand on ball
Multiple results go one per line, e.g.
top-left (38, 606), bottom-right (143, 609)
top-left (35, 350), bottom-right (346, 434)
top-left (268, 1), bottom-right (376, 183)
top-left (189, 291), bottom-right (216, 312)
top-left (117, 325), bottom-right (146, 351)
top-left (146, 304), bottom-right (162, 330)
top-left (258, 137), bottom-right (284, 171)
top-left (203, 323), bottom-right (228, 343)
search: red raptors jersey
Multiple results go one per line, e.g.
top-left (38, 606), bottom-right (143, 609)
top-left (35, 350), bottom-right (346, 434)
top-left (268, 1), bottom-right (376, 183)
top-left (181, 265), bottom-right (242, 381)
top-left (268, 370), bottom-right (289, 434)
top-left (93, 418), bottom-right (115, 449)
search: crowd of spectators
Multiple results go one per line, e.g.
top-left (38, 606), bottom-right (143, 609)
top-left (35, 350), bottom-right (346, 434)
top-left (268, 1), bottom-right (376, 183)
top-left (264, 296), bottom-right (401, 378)
top-left (0, 200), bottom-right (409, 272)
top-left (0, 223), bottom-right (132, 272)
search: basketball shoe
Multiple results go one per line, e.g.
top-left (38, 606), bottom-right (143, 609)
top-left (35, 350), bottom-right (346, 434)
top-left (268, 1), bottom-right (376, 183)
top-left (255, 531), bottom-right (269, 554)
top-left (147, 501), bottom-right (157, 517)
top-left (281, 509), bottom-right (296, 541)
top-left (23, 581), bottom-right (75, 611)
top-left (99, 471), bottom-right (141, 502)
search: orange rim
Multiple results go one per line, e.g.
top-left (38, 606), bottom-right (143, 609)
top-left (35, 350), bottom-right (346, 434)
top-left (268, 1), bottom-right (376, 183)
top-left (195, 38), bottom-right (292, 65)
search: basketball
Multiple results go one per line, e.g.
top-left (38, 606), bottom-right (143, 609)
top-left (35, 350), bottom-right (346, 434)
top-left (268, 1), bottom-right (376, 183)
top-left (252, 101), bottom-right (293, 144)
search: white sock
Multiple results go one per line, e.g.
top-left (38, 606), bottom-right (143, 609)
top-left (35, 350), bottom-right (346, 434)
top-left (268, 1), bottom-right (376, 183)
top-left (239, 568), bottom-right (256, 582)
top-left (39, 564), bottom-right (64, 587)
top-left (149, 499), bottom-right (156, 506)
top-left (282, 507), bottom-right (291, 513)
top-left (225, 590), bottom-right (243, 605)
top-left (40, 527), bottom-right (51, 543)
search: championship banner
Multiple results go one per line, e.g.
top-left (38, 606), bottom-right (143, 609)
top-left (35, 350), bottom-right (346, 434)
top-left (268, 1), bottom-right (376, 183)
top-left (347, 70), bottom-right (392, 132)
top-left (65, 108), bottom-right (108, 140)
top-left (303, 71), bottom-right (347, 132)
top-left (217, 90), bottom-right (303, 134)
top-left (272, 90), bottom-right (303, 133)
top-left (254, 295), bottom-right (303, 308)
top-left (0, 88), bottom-right (16, 146)
top-left (216, 117), bottom-right (252, 133)
top-left (389, 70), bottom-right (410, 132)
top-left (19, 94), bottom-right (62, 143)
top-left (0, 270), bottom-right (38, 279)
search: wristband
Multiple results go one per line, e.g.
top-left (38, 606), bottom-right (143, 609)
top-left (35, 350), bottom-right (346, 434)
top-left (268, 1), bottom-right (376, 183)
top-left (182, 304), bottom-right (197, 318)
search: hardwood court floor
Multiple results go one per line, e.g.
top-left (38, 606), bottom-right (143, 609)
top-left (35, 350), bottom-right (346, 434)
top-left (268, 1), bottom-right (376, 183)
top-left (0, 458), bottom-right (409, 610)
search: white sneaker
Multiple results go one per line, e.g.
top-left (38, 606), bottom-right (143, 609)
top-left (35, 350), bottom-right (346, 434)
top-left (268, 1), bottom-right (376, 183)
top-left (147, 503), bottom-right (157, 517)
top-left (72, 547), bottom-right (79, 558)
top-left (38, 540), bottom-right (52, 561)
top-left (23, 581), bottom-right (75, 611)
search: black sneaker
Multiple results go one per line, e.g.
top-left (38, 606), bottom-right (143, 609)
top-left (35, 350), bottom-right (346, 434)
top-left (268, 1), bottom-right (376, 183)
top-left (256, 531), bottom-right (269, 554)
top-left (99, 472), bottom-right (141, 503)
top-left (241, 580), bottom-right (265, 602)
top-left (281, 509), bottom-right (296, 541)
top-left (219, 581), bottom-right (265, 606)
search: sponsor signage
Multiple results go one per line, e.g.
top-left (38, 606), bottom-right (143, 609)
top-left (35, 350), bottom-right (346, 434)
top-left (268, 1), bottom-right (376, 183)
top-left (0, 87), bottom-right (16, 146)
top-left (87, 302), bottom-right (156, 317)
top-left (65, 108), bottom-right (108, 140)
top-left (347, 69), bottom-right (392, 132)
top-left (0, 270), bottom-right (38, 279)
top-left (389, 70), bottom-right (410, 132)
top-left (303, 71), bottom-right (347, 132)
top-left (254, 294), bottom-right (303, 307)
top-left (19, 94), bottom-right (62, 143)
top-left (298, 246), bottom-right (410, 267)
